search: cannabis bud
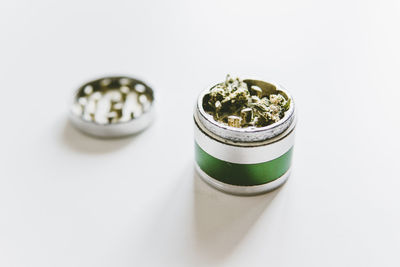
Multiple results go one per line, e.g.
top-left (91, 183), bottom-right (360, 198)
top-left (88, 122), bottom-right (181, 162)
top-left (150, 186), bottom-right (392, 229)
top-left (203, 75), bottom-right (290, 128)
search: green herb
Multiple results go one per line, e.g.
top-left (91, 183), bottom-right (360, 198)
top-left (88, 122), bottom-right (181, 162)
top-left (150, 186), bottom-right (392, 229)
top-left (203, 75), bottom-right (290, 128)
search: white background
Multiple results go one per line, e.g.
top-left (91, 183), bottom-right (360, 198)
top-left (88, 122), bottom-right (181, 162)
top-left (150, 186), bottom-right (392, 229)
top-left (1, 0), bottom-right (399, 266)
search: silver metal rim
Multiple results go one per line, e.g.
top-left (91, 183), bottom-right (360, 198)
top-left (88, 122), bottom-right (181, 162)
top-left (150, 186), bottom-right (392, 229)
top-left (69, 76), bottom-right (155, 138)
top-left (194, 108), bottom-right (297, 148)
top-left (69, 107), bottom-right (155, 138)
top-left (195, 163), bottom-right (290, 196)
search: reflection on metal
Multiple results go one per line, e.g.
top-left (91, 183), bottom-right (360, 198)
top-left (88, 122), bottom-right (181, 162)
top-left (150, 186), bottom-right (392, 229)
top-left (70, 76), bottom-right (155, 138)
top-left (194, 77), bottom-right (296, 195)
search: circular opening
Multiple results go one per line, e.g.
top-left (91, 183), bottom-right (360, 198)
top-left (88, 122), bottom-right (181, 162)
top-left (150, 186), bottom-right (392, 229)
top-left (197, 79), bottom-right (294, 135)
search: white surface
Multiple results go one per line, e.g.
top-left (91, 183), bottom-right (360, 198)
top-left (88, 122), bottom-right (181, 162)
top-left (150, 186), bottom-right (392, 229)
top-left (0, 1), bottom-right (399, 266)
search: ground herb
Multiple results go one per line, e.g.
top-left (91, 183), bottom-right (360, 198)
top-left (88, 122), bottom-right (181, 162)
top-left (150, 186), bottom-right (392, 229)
top-left (203, 75), bottom-right (290, 128)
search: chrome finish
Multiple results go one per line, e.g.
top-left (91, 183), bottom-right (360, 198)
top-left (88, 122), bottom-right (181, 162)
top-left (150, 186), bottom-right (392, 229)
top-left (195, 163), bottom-right (290, 196)
top-left (69, 76), bottom-right (155, 138)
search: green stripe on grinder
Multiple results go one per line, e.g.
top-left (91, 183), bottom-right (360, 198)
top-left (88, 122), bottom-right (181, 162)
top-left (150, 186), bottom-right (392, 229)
top-left (195, 143), bottom-right (293, 186)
